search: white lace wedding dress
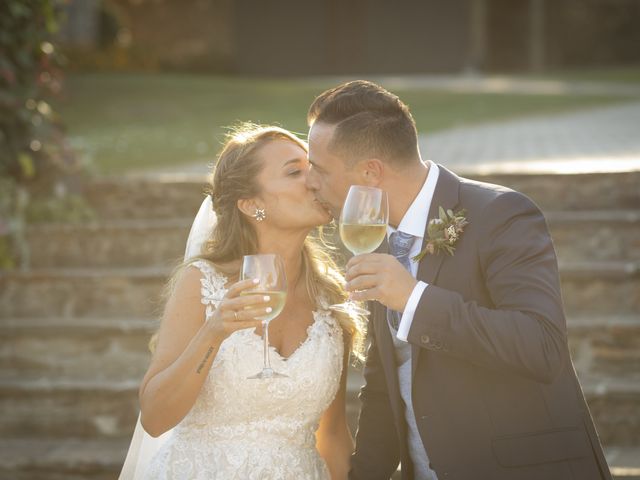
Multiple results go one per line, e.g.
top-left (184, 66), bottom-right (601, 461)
top-left (142, 260), bottom-right (344, 479)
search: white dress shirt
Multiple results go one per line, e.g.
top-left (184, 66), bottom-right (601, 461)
top-left (387, 161), bottom-right (439, 342)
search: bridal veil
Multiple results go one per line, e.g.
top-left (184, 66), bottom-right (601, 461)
top-left (119, 195), bottom-right (217, 479)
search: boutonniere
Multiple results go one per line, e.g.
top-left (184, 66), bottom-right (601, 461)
top-left (413, 206), bottom-right (468, 261)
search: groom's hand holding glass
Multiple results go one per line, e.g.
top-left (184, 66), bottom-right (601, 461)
top-left (330, 185), bottom-right (389, 315)
top-left (344, 253), bottom-right (418, 312)
top-left (332, 185), bottom-right (417, 312)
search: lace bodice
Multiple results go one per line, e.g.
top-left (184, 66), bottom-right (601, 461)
top-left (143, 260), bottom-right (344, 479)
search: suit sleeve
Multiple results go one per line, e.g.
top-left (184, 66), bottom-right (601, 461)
top-left (349, 324), bottom-right (400, 479)
top-left (406, 191), bottom-right (567, 384)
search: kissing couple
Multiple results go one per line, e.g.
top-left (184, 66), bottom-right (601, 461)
top-left (120, 81), bottom-right (611, 480)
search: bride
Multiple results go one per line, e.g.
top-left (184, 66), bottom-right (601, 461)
top-left (120, 124), bottom-right (365, 479)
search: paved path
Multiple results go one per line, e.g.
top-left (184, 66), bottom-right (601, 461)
top-left (419, 101), bottom-right (640, 174)
top-left (142, 100), bottom-right (640, 177)
top-left (367, 73), bottom-right (640, 97)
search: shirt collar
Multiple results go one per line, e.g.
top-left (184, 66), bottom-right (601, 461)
top-left (387, 160), bottom-right (440, 239)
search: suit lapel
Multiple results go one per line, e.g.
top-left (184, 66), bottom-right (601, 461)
top-left (411, 165), bottom-right (461, 378)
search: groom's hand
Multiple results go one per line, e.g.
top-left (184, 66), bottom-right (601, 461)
top-left (345, 253), bottom-right (417, 312)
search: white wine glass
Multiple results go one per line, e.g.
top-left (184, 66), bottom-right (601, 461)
top-left (241, 254), bottom-right (288, 379)
top-left (331, 185), bottom-right (389, 315)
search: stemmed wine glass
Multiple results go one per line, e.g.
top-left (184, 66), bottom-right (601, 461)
top-left (241, 254), bottom-right (288, 379)
top-left (330, 185), bottom-right (389, 315)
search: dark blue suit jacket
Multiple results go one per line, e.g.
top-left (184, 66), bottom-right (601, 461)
top-left (349, 166), bottom-right (611, 480)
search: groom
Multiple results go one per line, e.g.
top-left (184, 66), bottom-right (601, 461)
top-left (305, 81), bottom-right (612, 480)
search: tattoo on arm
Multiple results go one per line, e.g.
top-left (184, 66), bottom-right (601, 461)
top-left (196, 346), bottom-right (215, 374)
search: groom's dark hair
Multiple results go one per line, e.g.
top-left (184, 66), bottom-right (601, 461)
top-left (307, 80), bottom-right (419, 167)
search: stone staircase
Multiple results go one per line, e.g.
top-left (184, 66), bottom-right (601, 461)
top-left (0, 170), bottom-right (638, 479)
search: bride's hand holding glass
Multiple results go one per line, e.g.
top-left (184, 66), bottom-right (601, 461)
top-left (206, 278), bottom-right (273, 340)
top-left (241, 254), bottom-right (288, 379)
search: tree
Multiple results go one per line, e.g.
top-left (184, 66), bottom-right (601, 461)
top-left (0, 0), bottom-right (92, 269)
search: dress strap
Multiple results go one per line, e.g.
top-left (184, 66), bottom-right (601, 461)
top-left (190, 260), bottom-right (227, 321)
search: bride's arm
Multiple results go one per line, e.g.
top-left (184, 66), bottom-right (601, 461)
top-left (316, 337), bottom-right (354, 480)
top-left (138, 267), bottom-right (263, 437)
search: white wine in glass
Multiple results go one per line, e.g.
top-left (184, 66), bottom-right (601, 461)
top-left (339, 223), bottom-right (387, 255)
top-left (241, 254), bottom-right (288, 379)
top-left (331, 186), bottom-right (389, 315)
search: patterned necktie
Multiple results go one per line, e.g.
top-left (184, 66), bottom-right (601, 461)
top-left (387, 230), bottom-right (416, 331)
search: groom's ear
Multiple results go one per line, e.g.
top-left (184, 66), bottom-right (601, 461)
top-left (361, 158), bottom-right (384, 187)
top-left (237, 198), bottom-right (259, 218)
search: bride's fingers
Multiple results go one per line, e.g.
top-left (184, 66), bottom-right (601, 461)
top-left (223, 293), bottom-right (271, 311)
top-left (229, 305), bottom-right (274, 322)
top-left (225, 278), bottom-right (260, 298)
top-left (217, 295), bottom-right (274, 319)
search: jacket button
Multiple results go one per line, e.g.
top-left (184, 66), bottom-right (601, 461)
top-left (421, 334), bottom-right (430, 344)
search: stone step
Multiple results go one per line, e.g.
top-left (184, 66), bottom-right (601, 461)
top-left (0, 317), bottom-right (155, 381)
top-left (469, 170), bottom-right (640, 212)
top-left (578, 377), bottom-right (640, 447)
top-left (0, 373), bottom-right (637, 446)
top-left (25, 218), bottom-right (191, 269)
top-left (1, 261), bottom-right (637, 318)
top-left (1, 314), bottom-right (636, 383)
top-left (2, 432), bottom-right (623, 480)
top-left (1, 437), bottom-right (636, 480)
top-left (85, 174), bottom-right (208, 220)
top-left (84, 170), bottom-right (640, 220)
top-left (0, 267), bottom-right (169, 319)
top-left (546, 210), bottom-right (640, 262)
top-left (0, 437), bottom-right (127, 480)
top-left (606, 447), bottom-right (640, 480)
top-left (0, 379), bottom-right (139, 439)
top-left (568, 315), bottom-right (640, 379)
top-left (0, 438), bottom-right (640, 480)
top-left (24, 210), bottom-right (640, 268)
top-left (558, 260), bottom-right (639, 315)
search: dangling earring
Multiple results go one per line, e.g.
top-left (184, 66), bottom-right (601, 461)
top-left (253, 208), bottom-right (266, 222)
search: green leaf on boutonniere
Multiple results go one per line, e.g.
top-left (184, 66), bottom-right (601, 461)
top-left (412, 207), bottom-right (469, 262)
top-left (439, 206), bottom-right (447, 222)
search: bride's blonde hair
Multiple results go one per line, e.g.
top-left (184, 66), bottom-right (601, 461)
top-left (150, 123), bottom-right (366, 361)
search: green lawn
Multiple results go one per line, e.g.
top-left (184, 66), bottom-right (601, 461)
top-left (53, 73), bottom-right (629, 174)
